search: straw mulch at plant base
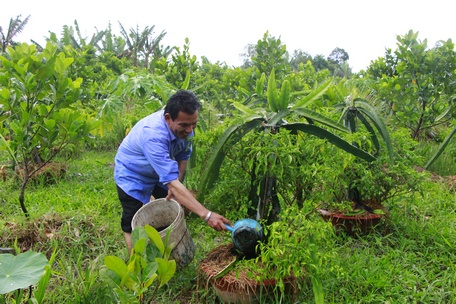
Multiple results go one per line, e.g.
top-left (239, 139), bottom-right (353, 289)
top-left (197, 243), bottom-right (296, 302)
top-left (197, 243), bottom-right (260, 299)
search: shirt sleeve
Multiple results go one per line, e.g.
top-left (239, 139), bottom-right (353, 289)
top-left (142, 132), bottom-right (179, 185)
top-left (174, 141), bottom-right (192, 161)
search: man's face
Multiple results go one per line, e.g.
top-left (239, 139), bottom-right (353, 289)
top-left (165, 111), bottom-right (198, 139)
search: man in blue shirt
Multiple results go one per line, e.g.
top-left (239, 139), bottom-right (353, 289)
top-left (114, 90), bottom-right (231, 252)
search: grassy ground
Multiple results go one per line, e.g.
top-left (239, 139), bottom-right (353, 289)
top-left (1, 149), bottom-right (456, 303)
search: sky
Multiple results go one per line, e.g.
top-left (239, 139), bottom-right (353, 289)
top-left (3, 0), bottom-right (455, 72)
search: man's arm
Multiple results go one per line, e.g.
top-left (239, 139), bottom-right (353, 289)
top-left (166, 179), bottom-right (231, 231)
top-left (177, 160), bottom-right (188, 182)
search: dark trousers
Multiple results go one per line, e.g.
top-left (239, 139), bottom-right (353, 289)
top-left (117, 185), bottom-right (168, 232)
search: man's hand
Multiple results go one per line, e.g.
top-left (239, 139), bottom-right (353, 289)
top-left (206, 212), bottom-right (232, 231)
top-left (165, 179), bottom-right (232, 231)
top-left (166, 189), bottom-right (173, 201)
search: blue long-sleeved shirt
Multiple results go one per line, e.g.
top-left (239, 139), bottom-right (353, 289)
top-left (114, 110), bottom-right (193, 203)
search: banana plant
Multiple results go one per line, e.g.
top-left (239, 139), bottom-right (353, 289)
top-left (196, 69), bottom-right (377, 222)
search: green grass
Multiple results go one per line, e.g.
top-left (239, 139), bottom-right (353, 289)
top-left (1, 149), bottom-right (456, 303)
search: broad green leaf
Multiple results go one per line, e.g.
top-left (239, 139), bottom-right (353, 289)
top-left (0, 251), bottom-right (48, 294)
top-left (311, 275), bottom-right (325, 304)
top-left (133, 238), bottom-right (147, 254)
top-left (0, 87), bottom-right (10, 99)
top-left (131, 225), bottom-right (148, 246)
top-left (156, 258), bottom-right (176, 287)
top-left (72, 77), bottom-right (82, 89)
top-left (144, 225), bottom-right (164, 255)
top-left (99, 268), bottom-right (122, 289)
top-left (104, 256), bottom-right (127, 279)
top-left (54, 53), bottom-right (74, 76)
top-left (143, 273), bottom-right (158, 289)
top-left (435, 106), bottom-right (451, 122)
top-left (0, 133), bottom-right (17, 163)
top-left (142, 262), bottom-right (159, 289)
top-left (44, 119), bottom-right (56, 130)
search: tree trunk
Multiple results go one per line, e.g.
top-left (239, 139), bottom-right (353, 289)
top-left (19, 177), bottom-right (29, 218)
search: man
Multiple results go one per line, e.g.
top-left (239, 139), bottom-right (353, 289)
top-left (114, 90), bottom-right (231, 252)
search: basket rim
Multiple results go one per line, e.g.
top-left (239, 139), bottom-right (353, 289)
top-left (131, 198), bottom-right (183, 231)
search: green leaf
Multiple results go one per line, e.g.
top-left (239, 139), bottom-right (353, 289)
top-left (181, 70), bottom-right (191, 90)
top-left (355, 99), bottom-right (394, 162)
top-left (311, 275), bottom-right (325, 304)
top-left (293, 79), bottom-right (332, 108)
top-left (99, 268), bottom-right (122, 289)
top-left (425, 124), bottom-right (456, 169)
top-left (0, 87), bottom-right (10, 99)
top-left (268, 109), bottom-right (291, 126)
top-left (104, 256), bottom-right (128, 279)
top-left (292, 107), bottom-right (348, 132)
top-left (267, 68), bottom-right (279, 112)
top-left (144, 225), bottom-right (165, 255)
top-left (0, 251), bottom-right (48, 294)
top-left (141, 261), bottom-right (159, 290)
top-left (44, 118), bottom-right (56, 130)
top-left (278, 79), bottom-right (291, 110)
top-left (232, 101), bottom-right (256, 115)
top-left (197, 118), bottom-right (264, 201)
top-left (0, 133), bottom-right (17, 164)
top-left (72, 77), bottom-right (82, 89)
top-left (34, 248), bottom-right (57, 303)
top-left (156, 258), bottom-right (176, 287)
top-left (356, 111), bottom-right (380, 152)
top-left (54, 53), bottom-right (74, 76)
top-left (282, 123), bottom-right (376, 162)
top-left (255, 73), bottom-right (266, 97)
top-left (143, 273), bottom-right (158, 289)
top-left (133, 238), bottom-right (147, 254)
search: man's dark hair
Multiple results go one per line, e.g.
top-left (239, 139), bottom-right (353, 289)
top-left (164, 90), bottom-right (201, 120)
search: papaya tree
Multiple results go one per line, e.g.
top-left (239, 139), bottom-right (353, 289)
top-left (0, 42), bottom-right (99, 217)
